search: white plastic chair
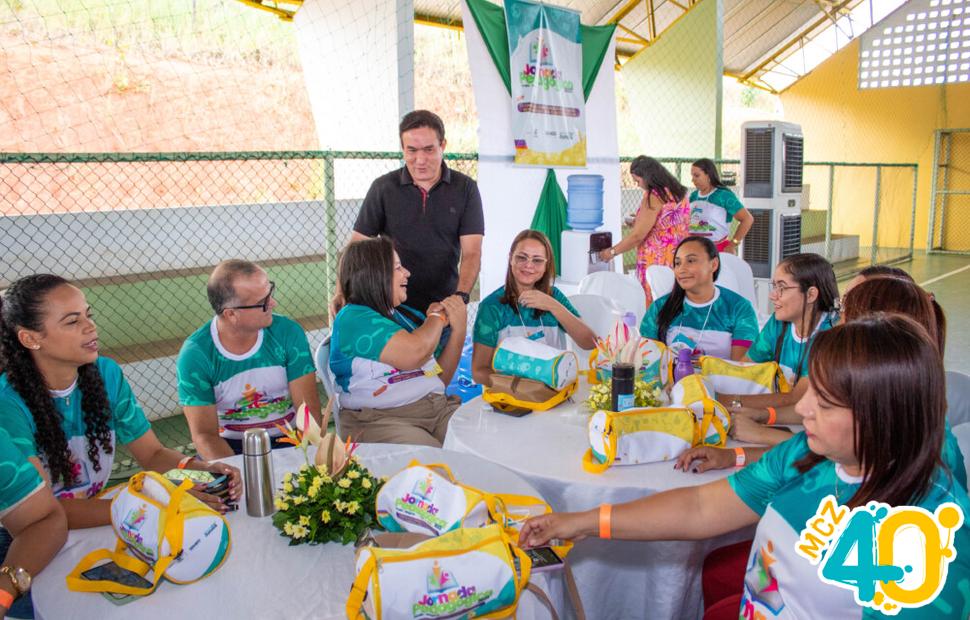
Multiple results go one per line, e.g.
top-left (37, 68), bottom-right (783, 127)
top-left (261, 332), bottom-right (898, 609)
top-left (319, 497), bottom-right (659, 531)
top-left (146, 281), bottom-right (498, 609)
top-left (566, 293), bottom-right (624, 369)
top-left (313, 332), bottom-right (340, 431)
top-left (644, 265), bottom-right (675, 303)
top-left (946, 370), bottom-right (970, 427)
top-left (716, 253), bottom-right (757, 309)
top-left (578, 271), bottom-right (646, 323)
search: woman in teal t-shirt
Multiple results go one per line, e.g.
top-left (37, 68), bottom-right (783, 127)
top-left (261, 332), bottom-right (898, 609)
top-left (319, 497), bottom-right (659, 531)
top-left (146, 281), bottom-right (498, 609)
top-left (329, 237), bottom-right (467, 447)
top-left (0, 425), bottom-right (66, 618)
top-left (639, 236), bottom-right (758, 360)
top-left (0, 275), bottom-right (240, 530)
top-left (520, 315), bottom-right (970, 620)
top-left (689, 158), bottom-right (754, 254)
top-left (471, 230), bottom-right (596, 387)
top-left (719, 253), bottom-right (839, 436)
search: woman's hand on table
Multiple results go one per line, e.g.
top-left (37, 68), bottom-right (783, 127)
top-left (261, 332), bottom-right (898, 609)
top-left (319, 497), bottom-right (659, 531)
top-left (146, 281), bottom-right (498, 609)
top-left (674, 446), bottom-right (735, 473)
top-left (185, 459), bottom-right (242, 513)
top-left (518, 510), bottom-right (594, 549)
top-left (728, 415), bottom-right (773, 444)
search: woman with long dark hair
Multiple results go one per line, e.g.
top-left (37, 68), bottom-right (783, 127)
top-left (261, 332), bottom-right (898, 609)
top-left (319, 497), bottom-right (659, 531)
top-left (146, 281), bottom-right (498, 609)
top-left (522, 314), bottom-right (970, 619)
top-left (596, 156), bottom-right (691, 305)
top-left (689, 158), bottom-right (753, 255)
top-left (472, 230), bottom-right (595, 387)
top-left (0, 275), bottom-right (240, 531)
top-left (329, 237), bottom-right (466, 446)
top-left (639, 236), bottom-right (758, 360)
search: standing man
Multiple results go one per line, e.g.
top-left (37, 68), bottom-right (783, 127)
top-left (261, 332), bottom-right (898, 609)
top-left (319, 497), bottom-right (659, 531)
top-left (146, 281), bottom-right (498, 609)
top-left (343, 110), bottom-right (484, 315)
top-left (177, 260), bottom-right (321, 459)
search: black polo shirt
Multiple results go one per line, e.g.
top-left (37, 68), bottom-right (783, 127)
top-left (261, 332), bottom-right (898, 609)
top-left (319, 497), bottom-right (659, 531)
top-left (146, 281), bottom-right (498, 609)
top-left (353, 162), bottom-right (484, 313)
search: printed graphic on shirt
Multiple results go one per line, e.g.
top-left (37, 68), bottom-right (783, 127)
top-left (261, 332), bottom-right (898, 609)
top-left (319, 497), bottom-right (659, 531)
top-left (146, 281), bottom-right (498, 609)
top-left (214, 366), bottom-right (294, 436)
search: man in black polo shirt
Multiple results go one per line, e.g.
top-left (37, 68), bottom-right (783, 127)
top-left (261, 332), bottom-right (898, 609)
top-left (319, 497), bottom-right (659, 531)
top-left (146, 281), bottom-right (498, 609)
top-left (347, 110), bottom-right (484, 314)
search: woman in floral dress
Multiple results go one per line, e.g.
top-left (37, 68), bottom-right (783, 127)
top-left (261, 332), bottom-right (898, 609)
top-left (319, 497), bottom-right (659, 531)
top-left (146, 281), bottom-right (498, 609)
top-left (598, 156), bottom-right (690, 306)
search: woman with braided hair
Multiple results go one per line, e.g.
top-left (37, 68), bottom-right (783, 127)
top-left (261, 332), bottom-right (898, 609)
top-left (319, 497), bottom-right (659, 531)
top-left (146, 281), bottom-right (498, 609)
top-left (0, 275), bottom-right (241, 530)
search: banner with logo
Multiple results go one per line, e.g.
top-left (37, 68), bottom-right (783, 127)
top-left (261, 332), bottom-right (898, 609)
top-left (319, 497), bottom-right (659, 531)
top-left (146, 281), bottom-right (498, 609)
top-left (505, 0), bottom-right (586, 167)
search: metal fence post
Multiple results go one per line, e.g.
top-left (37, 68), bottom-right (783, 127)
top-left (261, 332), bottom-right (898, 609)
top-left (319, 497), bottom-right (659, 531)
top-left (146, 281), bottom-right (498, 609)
top-left (908, 164), bottom-right (918, 258)
top-left (870, 165), bottom-right (881, 264)
top-left (824, 164), bottom-right (834, 261)
top-left (323, 152), bottom-right (337, 318)
top-left (927, 130), bottom-right (941, 251)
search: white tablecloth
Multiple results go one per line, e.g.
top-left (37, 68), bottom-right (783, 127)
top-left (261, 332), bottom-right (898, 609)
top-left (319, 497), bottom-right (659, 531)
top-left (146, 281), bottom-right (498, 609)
top-left (443, 383), bottom-right (756, 620)
top-left (33, 444), bottom-right (570, 620)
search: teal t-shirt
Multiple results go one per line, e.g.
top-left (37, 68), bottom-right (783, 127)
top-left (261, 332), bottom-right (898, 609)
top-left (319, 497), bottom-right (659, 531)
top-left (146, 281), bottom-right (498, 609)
top-left (0, 425), bottom-right (44, 518)
top-left (0, 356), bottom-right (151, 499)
top-left (176, 314), bottom-right (315, 440)
top-left (330, 304), bottom-right (444, 410)
top-left (728, 433), bottom-right (970, 619)
top-left (640, 286), bottom-right (758, 358)
top-left (746, 312), bottom-right (837, 384)
top-left (473, 286), bottom-right (580, 350)
top-left (689, 187), bottom-right (745, 242)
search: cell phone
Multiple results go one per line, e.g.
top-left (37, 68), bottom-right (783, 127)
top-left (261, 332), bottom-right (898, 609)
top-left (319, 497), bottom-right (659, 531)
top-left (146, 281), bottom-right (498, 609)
top-left (512, 546), bottom-right (564, 573)
top-left (492, 406), bottom-right (532, 418)
top-left (81, 561), bottom-right (153, 590)
top-left (205, 475), bottom-right (230, 494)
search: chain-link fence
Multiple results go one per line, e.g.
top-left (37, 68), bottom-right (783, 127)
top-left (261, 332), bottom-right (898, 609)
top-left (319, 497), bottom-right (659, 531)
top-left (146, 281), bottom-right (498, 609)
top-left (928, 129), bottom-right (970, 253)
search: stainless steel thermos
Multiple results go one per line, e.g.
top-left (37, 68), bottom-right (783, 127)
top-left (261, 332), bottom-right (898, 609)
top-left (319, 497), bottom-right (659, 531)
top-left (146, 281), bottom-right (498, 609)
top-left (243, 428), bottom-right (276, 517)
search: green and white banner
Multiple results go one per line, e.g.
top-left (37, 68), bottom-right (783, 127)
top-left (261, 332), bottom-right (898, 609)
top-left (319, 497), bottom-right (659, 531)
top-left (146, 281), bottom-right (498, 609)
top-left (505, 0), bottom-right (586, 167)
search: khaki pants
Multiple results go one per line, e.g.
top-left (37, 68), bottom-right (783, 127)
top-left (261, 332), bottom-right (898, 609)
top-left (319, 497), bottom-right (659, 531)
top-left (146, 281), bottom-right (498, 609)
top-left (338, 392), bottom-right (460, 447)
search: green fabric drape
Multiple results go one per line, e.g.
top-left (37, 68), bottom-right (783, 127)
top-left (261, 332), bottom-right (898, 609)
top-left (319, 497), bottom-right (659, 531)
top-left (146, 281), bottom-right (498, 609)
top-left (530, 169), bottom-right (571, 275)
top-left (465, 0), bottom-right (616, 101)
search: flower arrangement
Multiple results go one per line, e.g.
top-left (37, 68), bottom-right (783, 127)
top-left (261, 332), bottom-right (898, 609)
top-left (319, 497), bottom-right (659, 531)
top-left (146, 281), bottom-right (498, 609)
top-left (584, 378), bottom-right (665, 412)
top-left (271, 404), bottom-right (383, 545)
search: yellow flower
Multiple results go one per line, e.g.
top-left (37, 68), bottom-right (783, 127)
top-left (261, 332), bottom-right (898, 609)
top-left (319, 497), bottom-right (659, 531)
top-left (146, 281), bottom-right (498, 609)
top-left (274, 497), bottom-right (290, 511)
top-left (337, 478), bottom-right (351, 489)
top-left (307, 485), bottom-right (319, 499)
top-left (315, 464), bottom-right (329, 475)
top-left (282, 482), bottom-right (293, 494)
top-left (346, 470), bottom-right (360, 479)
top-left (283, 521), bottom-right (295, 535)
top-left (300, 464), bottom-right (309, 473)
top-left (346, 501), bottom-right (360, 515)
top-left (321, 510), bottom-right (331, 523)
top-left (299, 515), bottom-right (310, 526)
top-left (292, 524), bottom-right (309, 539)
top-left (292, 496), bottom-right (306, 505)
top-left (361, 478), bottom-right (372, 490)
top-left (334, 500), bottom-right (347, 512)
top-left (283, 472), bottom-right (293, 484)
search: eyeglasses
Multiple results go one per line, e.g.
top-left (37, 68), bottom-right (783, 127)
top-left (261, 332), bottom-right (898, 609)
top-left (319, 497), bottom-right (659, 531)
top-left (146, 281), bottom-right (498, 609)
top-left (226, 281), bottom-right (276, 312)
top-left (768, 281), bottom-right (798, 295)
top-left (512, 254), bottom-right (548, 267)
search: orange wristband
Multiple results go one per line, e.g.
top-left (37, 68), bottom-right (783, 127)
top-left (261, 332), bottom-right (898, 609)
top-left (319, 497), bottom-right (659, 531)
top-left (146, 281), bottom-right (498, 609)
top-left (177, 455), bottom-right (196, 470)
top-left (0, 588), bottom-right (14, 611)
top-left (427, 311), bottom-right (447, 324)
top-left (599, 504), bottom-right (612, 539)
top-left (734, 447), bottom-right (746, 468)
top-left (765, 407), bottom-right (777, 426)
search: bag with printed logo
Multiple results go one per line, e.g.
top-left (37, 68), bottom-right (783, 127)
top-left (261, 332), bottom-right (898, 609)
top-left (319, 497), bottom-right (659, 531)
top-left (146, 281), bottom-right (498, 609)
top-left (66, 471), bottom-right (231, 595)
top-left (698, 355), bottom-right (791, 396)
top-left (375, 461), bottom-right (553, 538)
top-left (582, 375), bottom-right (732, 473)
top-left (347, 524), bottom-right (531, 620)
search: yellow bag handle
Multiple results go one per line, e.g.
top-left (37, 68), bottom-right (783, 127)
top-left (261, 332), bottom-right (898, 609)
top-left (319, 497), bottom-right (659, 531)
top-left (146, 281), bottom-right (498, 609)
top-left (346, 553), bottom-right (376, 620)
top-left (482, 379), bottom-right (577, 412)
top-left (66, 477), bottom-right (192, 596)
top-left (695, 398), bottom-right (730, 448)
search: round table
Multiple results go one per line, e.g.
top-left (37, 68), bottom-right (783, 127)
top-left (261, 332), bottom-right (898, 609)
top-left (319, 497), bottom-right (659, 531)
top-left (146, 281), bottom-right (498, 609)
top-left (443, 382), bottom-right (757, 620)
top-left (33, 444), bottom-right (571, 620)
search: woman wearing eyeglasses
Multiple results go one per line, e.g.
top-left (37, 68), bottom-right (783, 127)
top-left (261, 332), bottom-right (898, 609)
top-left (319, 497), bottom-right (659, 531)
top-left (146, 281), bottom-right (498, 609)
top-left (472, 230), bottom-right (596, 387)
top-left (0, 275), bottom-right (241, 533)
top-left (329, 237), bottom-right (467, 447)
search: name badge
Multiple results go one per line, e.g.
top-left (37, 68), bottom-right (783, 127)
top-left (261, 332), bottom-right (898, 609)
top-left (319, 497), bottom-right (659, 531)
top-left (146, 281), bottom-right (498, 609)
top-left (527, 330), bottom-right (545, 341)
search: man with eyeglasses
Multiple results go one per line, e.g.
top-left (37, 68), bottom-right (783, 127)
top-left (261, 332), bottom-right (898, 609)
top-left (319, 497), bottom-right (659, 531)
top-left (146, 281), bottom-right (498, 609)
top-left (336, 110), bottom-right (484, 318)
top-left (176, 260), bottom-right (322, 459)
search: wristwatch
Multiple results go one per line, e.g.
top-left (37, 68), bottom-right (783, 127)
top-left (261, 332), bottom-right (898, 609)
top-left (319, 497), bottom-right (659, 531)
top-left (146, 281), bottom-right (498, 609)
top-left (729, 398), bottom-right (743, 412)
top-left (0, 565), bottom-right (31, 595)
top-left (455, 291), bottom-right (470, 304)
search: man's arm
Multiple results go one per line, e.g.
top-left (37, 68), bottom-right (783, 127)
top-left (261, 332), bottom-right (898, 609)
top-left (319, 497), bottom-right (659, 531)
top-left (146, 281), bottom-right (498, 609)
top-left (288, 372), bottom-right (323, 425)
top-left (456, 234), bottom-right (483, 295)
top-left (183, 405), bottom-right (234, 460)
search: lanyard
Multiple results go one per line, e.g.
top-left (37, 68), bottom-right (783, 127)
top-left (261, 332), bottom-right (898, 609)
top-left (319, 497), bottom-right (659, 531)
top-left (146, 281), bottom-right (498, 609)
top-left (515, 303), bottom-right (546, 341)
top-left (678, 296), bottom-right (715, 352)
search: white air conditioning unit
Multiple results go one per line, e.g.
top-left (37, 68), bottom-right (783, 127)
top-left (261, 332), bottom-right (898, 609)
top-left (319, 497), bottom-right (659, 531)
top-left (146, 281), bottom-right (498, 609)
top-left (739, 120), bottom-right (804, 315)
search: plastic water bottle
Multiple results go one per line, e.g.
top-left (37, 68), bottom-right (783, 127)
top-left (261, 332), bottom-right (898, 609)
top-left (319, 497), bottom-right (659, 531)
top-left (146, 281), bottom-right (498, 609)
top-left (673, 349), bottom-right (695, 383)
